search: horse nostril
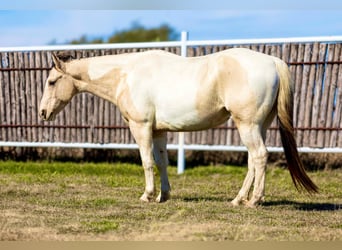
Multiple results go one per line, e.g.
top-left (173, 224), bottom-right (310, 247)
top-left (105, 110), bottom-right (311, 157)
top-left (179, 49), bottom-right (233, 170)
top-left (40, 109), bottom-right (46, 119)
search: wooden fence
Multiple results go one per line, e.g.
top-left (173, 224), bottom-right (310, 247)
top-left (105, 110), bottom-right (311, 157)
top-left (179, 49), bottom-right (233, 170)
top-left (0, 42), bottom-right (341, 149)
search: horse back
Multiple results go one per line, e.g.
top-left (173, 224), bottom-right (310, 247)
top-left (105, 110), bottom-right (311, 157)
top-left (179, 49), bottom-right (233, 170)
top-left (120, 49), bottom-right (279, 131)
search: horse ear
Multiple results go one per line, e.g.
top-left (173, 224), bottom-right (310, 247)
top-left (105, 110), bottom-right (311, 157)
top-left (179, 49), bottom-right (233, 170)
top-left (52, 53), bottom-right (65, 72)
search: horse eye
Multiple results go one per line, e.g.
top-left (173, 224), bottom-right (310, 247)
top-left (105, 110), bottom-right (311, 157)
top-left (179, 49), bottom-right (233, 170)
top-left (49, 81), bottom-right (56, 86)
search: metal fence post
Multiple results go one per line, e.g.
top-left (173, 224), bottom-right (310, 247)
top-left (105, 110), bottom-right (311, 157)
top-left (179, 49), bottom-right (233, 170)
top-left (177, 31), bottom-right (188, 174)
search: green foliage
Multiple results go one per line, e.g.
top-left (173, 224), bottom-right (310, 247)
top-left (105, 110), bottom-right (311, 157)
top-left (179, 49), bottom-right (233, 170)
top-left (69, 35), bottom-right (104, 45)
top-left (108, 23), bottom-right (178, 43)
top-left (65, 22), bottom-right (178, 44)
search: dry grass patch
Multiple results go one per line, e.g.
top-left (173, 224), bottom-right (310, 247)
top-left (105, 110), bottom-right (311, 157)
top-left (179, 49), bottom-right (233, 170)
top-left (0, 161), bottom-right (341, 240)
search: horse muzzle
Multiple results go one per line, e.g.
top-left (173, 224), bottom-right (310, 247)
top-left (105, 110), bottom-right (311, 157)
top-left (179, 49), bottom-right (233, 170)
top-left (39, 109), bottom-right (55, 121)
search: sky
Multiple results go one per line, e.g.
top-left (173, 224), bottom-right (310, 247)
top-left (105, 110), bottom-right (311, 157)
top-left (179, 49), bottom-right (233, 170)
top-left (0, 0), bottom-right (342, 47)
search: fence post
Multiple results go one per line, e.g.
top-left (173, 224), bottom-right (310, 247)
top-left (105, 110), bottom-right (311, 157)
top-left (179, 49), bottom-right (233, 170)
top-left (177, 31), bottom-right (188, 174)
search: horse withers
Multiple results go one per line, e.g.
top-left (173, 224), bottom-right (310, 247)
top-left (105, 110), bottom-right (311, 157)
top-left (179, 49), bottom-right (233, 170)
top-left (39, 48), bottom-right (318, 207)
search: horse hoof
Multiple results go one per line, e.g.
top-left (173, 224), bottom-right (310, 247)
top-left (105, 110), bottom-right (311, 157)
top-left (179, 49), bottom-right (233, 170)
top-left (245, 202), bottom-right (257, 208)
top-left (231, 198), bottom-right (248, 207)
top-left (245, 199), bottom-right (261, 208)
top-left (156, 191), bottom-right (170, 203)
top-left (140, 193), bottom-right (154, 202)
top-left (245, 196), bottom-right (264, 208)
top-left (231, 198), bottom-right (241, 207)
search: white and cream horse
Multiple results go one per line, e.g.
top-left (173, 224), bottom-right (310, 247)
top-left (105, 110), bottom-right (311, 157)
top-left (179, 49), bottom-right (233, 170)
top-left (39, 48), bottom-right (318, 207)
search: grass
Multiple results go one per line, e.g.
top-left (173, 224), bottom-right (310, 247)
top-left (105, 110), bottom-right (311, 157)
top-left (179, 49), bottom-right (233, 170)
top-left (0, 160), bottom-right (341, 241)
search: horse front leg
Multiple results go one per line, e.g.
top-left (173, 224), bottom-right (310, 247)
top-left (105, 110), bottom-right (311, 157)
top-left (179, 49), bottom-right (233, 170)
top-left (129, 121), bottom-right (156, 202)
top-left (153, 131), bottom-right (171, 203)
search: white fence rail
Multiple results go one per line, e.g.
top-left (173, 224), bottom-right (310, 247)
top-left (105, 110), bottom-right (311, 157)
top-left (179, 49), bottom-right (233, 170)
top-left (1, 31), bottom-right (342, 174)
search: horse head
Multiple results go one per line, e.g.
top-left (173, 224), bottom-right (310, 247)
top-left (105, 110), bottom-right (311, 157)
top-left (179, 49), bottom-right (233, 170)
top-left (39, 53), bottom-right (78, 121)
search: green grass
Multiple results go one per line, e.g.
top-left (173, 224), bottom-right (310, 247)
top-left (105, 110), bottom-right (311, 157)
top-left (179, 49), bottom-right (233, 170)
top-left (0, 160), bottom-right (341, 240)
top-left (82, 220), bottom-right (119, 233)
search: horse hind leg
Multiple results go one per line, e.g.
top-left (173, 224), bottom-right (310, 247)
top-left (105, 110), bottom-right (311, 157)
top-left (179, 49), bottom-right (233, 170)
top-left (231, 123), bottom-right (268, 208)
top-left (153, 131), bottom-right (171, 203)
top-left (231, 151), bottom-right (255, 206)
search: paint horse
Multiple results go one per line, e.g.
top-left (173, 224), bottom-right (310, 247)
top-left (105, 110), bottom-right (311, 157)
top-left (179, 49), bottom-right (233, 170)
top-left (39, 48), bottom-right (318, 207)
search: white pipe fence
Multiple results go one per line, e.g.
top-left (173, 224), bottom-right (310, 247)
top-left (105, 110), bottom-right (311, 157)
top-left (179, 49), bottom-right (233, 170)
top-left (1, 141), bottom-right (342, 154)
top-left (2, 34), bottom-right (342, 52)
top-left (1, 31), bottom-right (342, 173)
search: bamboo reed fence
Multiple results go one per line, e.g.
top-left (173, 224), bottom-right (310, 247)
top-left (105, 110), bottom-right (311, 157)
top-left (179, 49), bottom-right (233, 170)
top-left (0, 42), bottom-right (341, 149)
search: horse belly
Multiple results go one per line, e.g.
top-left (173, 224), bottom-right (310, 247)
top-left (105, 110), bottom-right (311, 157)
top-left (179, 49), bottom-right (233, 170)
top-left (152, 80), bottom-right (229, 131)
top-left (154, 103), bottom-right (229, 132)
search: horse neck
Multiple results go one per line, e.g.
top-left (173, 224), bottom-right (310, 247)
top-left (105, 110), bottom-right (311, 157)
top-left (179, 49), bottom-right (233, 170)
top-left (66, 57), bottom-right (124, 105)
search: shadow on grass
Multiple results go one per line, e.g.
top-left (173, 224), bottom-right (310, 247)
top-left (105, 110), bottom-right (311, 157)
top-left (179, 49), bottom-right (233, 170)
top-left (182, 196), bottom-right (232, 202)
top-left (182, 196), bottom-right (341, 211)
top-left (263, 200), bottom-right (342, 211)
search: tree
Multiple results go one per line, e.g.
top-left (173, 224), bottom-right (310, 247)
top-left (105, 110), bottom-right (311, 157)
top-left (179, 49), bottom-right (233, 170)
top-left (69, 35), bottom-right (104, 45)
top-left (108, 23), bottom-right (178, 43)
top-left (65, 23), bottom-right (178, 44)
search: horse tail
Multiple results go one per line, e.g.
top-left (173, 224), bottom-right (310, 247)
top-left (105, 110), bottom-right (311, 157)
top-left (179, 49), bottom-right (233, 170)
top-left (274, 58), bottom-right (318, 193)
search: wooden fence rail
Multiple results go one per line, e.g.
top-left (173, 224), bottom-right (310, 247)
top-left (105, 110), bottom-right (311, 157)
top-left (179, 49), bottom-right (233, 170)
top-left (0, 42), bottom-right (341, 149)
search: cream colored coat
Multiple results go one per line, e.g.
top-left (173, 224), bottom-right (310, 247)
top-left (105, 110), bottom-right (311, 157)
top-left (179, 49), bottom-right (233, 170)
top-left (39, 49), bottom-right (317, 207)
